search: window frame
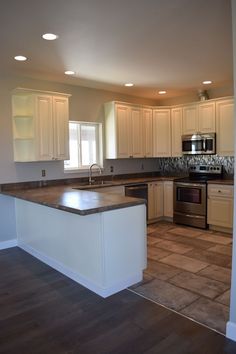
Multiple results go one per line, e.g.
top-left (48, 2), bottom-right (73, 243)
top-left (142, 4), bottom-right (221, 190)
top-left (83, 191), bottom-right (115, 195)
top-left (64, 120), bottom-right (103, 172)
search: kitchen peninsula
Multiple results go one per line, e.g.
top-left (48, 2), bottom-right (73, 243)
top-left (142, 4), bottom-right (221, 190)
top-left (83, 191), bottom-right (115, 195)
top-left (1, 184), bottom-right (146, 297)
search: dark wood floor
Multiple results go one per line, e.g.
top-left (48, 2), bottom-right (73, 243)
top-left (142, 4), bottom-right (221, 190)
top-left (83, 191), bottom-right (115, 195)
top-left (1, 248), bottom-right (236, 354)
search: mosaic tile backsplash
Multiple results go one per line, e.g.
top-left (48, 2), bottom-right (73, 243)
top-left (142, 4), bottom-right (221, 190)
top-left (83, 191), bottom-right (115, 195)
top-left (157, 155), bottom-right (234, 176)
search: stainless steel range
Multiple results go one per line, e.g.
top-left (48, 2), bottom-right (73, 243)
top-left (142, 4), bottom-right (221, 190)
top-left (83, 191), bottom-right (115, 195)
top-left (174, 164), bottom-right (223, 229)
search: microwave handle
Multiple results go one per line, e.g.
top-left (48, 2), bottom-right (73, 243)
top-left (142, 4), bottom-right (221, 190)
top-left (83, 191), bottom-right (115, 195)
top-left (203, 138), bottom-right (206, 152)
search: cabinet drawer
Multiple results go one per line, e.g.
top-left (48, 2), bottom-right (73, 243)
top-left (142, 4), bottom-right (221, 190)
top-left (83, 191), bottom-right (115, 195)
top-left (208, 184), bottom-right (233, 198)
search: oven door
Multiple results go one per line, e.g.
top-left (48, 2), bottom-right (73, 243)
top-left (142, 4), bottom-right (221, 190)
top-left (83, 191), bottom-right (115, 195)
top-left (174, 182), bottom-right (207, 228)
top-left (174, 182), bottom-right (206, 216)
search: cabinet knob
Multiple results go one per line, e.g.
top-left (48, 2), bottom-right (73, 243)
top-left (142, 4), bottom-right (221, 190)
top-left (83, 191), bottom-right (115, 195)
top-left (129, 155), bottom-right (133, 158)
top-left (218, 190), bottom-right (222, 193)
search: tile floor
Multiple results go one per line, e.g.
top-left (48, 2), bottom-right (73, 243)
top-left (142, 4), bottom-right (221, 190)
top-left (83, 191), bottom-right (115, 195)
top-left (130, 221), bottom-right (232, 334)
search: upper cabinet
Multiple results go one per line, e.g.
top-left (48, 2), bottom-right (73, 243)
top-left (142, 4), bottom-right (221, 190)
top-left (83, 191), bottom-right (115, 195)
top-left (153, 108), bottom-right (171, 157)
top-left (104, 97), bottom-right (234, 159)
top-left (171, 107), bottom-right (182, 157)
top-left (216, 98), bottom-right (234, 156)
top-left (198, 101), bottom-right (216, 133)
top-left (182, 101), bottom-right (215, 135)
top-left (12, 89), bottom-right (70, 162)
top-left (142, 107), bottom-right (153, 157)
top-left (105, 102), bottom-right (148, 158)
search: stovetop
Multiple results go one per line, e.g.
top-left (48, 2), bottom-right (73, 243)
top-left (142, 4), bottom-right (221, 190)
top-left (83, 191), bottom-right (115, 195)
top-left (175, 164), bottom-right (223, 184)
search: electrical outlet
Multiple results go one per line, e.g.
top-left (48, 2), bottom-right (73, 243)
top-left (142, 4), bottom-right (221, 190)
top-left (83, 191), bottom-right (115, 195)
top-left (110, 166), bottom-right (114, 173)
top-left (41, 169), bottom-right (46, 177)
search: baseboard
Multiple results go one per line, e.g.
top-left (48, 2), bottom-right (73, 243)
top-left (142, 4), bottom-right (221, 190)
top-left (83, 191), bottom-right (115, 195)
top-left (209, 225), bottom-right (233, 234)
top-left (19, 242), bottom-right (142, 298)
top-left (0, 239), bottom-right (17, 250)
top-left (226, 321), bottom-right (236, 341)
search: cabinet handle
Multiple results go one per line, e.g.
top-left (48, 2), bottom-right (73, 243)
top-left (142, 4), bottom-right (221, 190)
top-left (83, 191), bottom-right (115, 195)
top-left (129, 155), bottom-right (133, 158)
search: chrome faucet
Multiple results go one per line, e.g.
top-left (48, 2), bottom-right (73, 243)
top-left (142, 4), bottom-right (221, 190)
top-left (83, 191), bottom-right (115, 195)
top-left (89, 163), bottom-right (102, 185)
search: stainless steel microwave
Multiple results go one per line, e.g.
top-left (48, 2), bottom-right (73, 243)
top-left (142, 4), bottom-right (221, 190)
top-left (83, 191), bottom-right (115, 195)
top-left (182, 133), bottom-right (216, 155)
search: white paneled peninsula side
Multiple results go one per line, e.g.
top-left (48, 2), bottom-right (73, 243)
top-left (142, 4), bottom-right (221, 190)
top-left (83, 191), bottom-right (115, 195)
top-left (2, 186), bottom-right (146, 298)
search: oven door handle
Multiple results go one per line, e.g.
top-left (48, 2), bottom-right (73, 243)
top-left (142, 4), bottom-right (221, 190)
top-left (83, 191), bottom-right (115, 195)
top-left (175, 182), bottom-right (205, 188)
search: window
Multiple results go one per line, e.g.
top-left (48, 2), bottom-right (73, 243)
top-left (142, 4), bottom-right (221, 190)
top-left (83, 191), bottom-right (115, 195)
top-left (64, 121), bottom-right (103, 171)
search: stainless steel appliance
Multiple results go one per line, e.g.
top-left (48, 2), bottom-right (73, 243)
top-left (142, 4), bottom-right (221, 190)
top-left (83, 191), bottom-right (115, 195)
top-left (182, 133), bottom-right (216, 155)
top-left (125, 184), bottom-right (148, 220)
top-left (174, 165), bottom-right (222, 229)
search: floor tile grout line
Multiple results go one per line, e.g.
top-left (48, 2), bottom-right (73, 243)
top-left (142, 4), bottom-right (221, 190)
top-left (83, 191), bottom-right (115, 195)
top-left (127, 288), bottom-right (225, 336)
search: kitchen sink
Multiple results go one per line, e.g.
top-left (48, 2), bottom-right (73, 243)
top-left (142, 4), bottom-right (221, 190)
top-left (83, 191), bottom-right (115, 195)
top-left (73, 180), bottom-right (114, 189)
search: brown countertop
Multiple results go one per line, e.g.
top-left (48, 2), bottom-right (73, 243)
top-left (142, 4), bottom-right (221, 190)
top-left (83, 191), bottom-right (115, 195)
top-left (207, 178), bottom-right (234, 185)
top-left (70, 176), bottom-right (178, 190)
top-left (1, 185), bottom-right (146, 216)
top-left (0, 175), bottom-right (179, 216)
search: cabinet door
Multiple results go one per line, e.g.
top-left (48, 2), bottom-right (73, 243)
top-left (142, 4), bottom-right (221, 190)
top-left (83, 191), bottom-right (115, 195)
top-left (182, 105), bottom-right (198, 134)
top-left (216, 99), bottom-right (234, 156)
top-left (198, 102), bottom-right (215, 133)
top-left (53, 96), bottom-right (69, 160)
top-left (35, 95), bottom-right (53, 161)
top-left (163, 181), bottom-right (173, 218)
top-left (207, 197), bottom-right (233, 228)
top-left (130, 106), bottom-right (144, 157)
top-left (154, 182), bottom-right (164, 218)
top-left (171, 107), bottom-right (182, 157)
top-left (153, 109), bottom-right (171, 157)
top-left (116, 104), bottom-right (131, 158)
top-left (143, 108), bottom-right (153, 157)
top-left (148, 183), bottom-right (155, 220)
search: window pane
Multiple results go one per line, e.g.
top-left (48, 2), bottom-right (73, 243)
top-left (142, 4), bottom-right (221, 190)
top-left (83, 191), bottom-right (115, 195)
top-left (81, 125), bottom-right (97, 166)
top-left (64, 121), bottom-right (102, 171)
top-left (65, 123), bottom-right (79, 169)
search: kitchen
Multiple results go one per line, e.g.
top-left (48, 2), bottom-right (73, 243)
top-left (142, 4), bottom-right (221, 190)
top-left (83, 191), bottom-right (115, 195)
top-left (1, 0), bottom-right (236, 352)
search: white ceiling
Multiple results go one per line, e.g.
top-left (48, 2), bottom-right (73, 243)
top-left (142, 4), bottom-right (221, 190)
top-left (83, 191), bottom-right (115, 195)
top-left (0, 0), bottom-right (233, 99)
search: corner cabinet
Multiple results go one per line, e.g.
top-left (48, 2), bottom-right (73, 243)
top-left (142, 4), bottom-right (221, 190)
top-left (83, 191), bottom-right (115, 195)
top-left (12, 89), bottom-right (70, 162)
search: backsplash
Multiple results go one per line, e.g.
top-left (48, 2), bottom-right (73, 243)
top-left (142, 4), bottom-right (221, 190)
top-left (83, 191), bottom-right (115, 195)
top-left (157, 156), bottom-right (234, 175)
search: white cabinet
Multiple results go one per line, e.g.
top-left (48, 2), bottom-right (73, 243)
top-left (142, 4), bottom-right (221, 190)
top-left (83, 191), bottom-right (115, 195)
top-left (142, 108), bottom-right (153, 157)
top-left (216, 98), bottom-right (234, 156)
top-left (12, 90), bottom-right (70, 162)
top-left (105, 102), bottom-right (144, 158)
top-left (171, 107), bottom-right (182, 157)
top-left (182, 101), bottom-right (215, 135)
top-left (130, 106), bottom-right (144, 158)
top-left (153, 109), bottom-right (171, 157)
top-left (182, 104), bottom-right (198, 134)
top-left (198, 101), bottom-right (216, 133)
top-left (148, 181), bottom-right (164, 221)
top-left (163, 181), bottom-right (173, 218)
top-left (207, 184), bottom-right (233, 230)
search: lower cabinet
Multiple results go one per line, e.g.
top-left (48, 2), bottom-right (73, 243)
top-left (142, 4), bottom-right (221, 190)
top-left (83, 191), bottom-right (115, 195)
top-left (163, 181), bottom-right (174, 218)
top-left (148, 181), bottom-right (173, 222)
top-left (207, 184), bottom-right (233, 231)
top-left (148, 182), bottom-right (163, 220)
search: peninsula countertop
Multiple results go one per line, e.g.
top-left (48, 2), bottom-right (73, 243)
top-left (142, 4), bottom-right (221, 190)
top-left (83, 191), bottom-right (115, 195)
top-left (1, 185), bottom-right (146, 216)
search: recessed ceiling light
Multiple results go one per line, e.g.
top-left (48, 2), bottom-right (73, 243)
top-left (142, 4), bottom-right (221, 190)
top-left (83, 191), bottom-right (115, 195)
top-left (124, 83), bottom-right (134, 87)
top-left (42, 33), bottom-right (58, 40)
top-left (158, 90), bottom-right (166, 94)
top-left (65, 70), bottom-right (75, 75)
top-left (14, 55), bottom-right (27, 61)
top-left (202, 80), bottom-right (212, 85)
